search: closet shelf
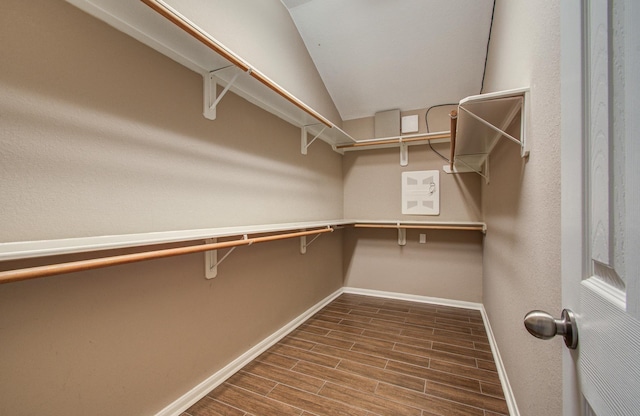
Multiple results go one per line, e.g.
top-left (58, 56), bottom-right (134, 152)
top-left (66, 0), bottom-right (357, 149)
top-left (0, 219), bottom-right (484, 262)
top-left (445, 88), bottom-right (529, 181)
top-left (335, 131), bottom-right (450, 152)
top-left (0, 220), bottom-right (485, 283)
top-left (350, 220), bottom-right (485, 247)
top-left (0, 220), bottom-right (350, 262)
top-left (350, 220), bottom-right (486, 233)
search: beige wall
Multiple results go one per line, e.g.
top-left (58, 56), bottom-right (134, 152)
top-left (0, 236), bottom-right (343, 416)
top-left (1, 1), bottom-right (343, 242)
top-left (343, 145), bottom-right (482, 223)
top-left (342, 128), bottom-right (483, 302)
top-left (343, 228), bottom-right (483, 303)
top-left (481, 1), bottom-right (562, 415)
top-left (0, 1), bottom-right (343, 414)
top-left (343, 106), bottom-right (456, 137)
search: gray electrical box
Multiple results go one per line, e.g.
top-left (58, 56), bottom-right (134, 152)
top-left (374, 109), bottom-right (400, 138)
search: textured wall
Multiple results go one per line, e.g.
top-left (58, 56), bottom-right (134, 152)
top-left (166, 0), bottom-right (342, 125)
top-left (481, 1), bottom-right (563, 415)
top-left (0, 1), bottom-right (343, 414)
top-left (0, 1), bottom-right (343, 242)
top-left (341, 129), bottom-right (483, 302)
top-left (343, 145), bottom-right (482, 223)
top-left (343, 227), bottom-right (483, 302)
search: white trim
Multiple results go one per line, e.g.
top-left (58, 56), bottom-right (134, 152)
top-left (342, 287), bottom-right (484, 310)
top-left (582, 277), bottom-right (626, 310)
top-left (560, 2), bottom-right (586, 416)
top-left (458, 87), bottom-right (531, 106)
top-left (153, 288), bottom-right (343, 416)
top-left (479, 305), bottom-right (521, 416)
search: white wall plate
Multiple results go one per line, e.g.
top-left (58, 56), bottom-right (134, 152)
top-left (401, 170), bottom-right (440, 215)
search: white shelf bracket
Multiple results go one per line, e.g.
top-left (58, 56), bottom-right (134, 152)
top-left (444, 155), bottom-right (491, 184)
top-left (301, 125), bottom-right (327, 155)
top-left (399, 138), bottom-right (408, 166)
top-left (203, 69), bottom-right (241, 121)
top-left (204, 235), bottom-right (250, 279)
top-left (300, 226), bottom-right (331, 254)
top-left (397, 223), bottom-right (407, 246)
top-left (458, 105), bottom-right (529, 158)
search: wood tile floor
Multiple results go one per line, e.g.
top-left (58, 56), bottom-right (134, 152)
top-left (182, 293), bottom-right (509, 416)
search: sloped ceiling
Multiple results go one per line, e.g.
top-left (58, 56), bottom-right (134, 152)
top-left (282, 0), bottom-right (495, 121)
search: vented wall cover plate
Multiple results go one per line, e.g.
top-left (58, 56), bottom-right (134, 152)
top-left (402, 170), bottom-right (440, 215)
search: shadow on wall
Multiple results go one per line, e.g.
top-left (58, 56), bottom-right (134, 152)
top-left (482, 115), bottom-right (527, 217)
top-left (1, 1), bottom-right (286, 157)
top-left (1, 1), bottom-right (344, 241)
top-left (0, 229), bottom-right (344, 415)
top-left (448, 165), bottom-right (483, 221)
top-left (480, 116), bottom-right (528, 281)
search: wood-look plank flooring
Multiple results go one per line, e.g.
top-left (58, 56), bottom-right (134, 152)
top-left (182, 294), bottom-right (509, 416)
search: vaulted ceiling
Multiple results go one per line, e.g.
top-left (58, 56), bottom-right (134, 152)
top-left (282, 0), bottom-right (495, 120)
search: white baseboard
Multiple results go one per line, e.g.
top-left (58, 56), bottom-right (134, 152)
top-left (156, 287), bottom-right (519, 416)
top-left (342, 286), bottom-right (484, 311)
top-left (478, 305), bottom-right (520, 416)
top-left (154, 288), bottom-right (343, 416)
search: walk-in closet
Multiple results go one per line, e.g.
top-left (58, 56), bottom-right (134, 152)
top-left (5, 1), bottom-right (633, 415)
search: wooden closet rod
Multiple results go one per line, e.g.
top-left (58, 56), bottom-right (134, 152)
top-left (449, 110), bottom-right (458, 171)
top-left (335, 132), bottom-right (450, 150)
top-left (141, 0), bottom-right (333, 128)
top-left (354, 224), bottom-right (485, 231)
top-left (0, 228), bottom-right (333, 285)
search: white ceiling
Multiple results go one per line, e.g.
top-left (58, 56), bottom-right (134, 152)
top-left (282, 0), bottom-right (495, 121)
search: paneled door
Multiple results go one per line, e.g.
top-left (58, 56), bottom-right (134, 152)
top-left (560, 0), bottom-right (640, 414)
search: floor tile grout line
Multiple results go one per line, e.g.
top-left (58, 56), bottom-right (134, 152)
top-left (259, 383), bottom-right (309, 415)
top-left (285, 381), bottom-right (384, 416)
top-left (320, 330), bottom-right (498, 368)
top-left (424, 378), bottom-right (508, 402)
top-left (222, 382), bottom-right (309, 415)
top-left (205, 392), bottom-right (266, 416)
top-left (375, 381), bottom-right (499, 416)
top-left (379, 360), bottom-right (506, 397)
top-left (296, 328), bottom-right (495, 372)
top-left (318, 380), bottom-right (421, 416)
top-left (372, 382), bottom-right (472, 416)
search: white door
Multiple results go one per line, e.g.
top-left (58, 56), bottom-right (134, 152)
top-left (559, 0), bottom-right (640, 415)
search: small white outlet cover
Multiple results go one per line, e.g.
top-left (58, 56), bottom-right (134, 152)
top-left (401, 170), bottom-right (440, 215)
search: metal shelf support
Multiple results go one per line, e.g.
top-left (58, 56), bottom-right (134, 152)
top-left (397, 223), bottom-right (407, 246)
top-left (301, 125), bottom-right (327, 155)
top-left (203, 68), bottom-right (243, 120)
top-left (399, 138), bottom-right (409, 166)
top-left (300, 226), bottom-right (331, 253)
top-left (204, 235), bottom-right (250, 279)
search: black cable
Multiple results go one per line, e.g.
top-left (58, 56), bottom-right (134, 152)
top-left (480, 0), bottom-right (496, 94)
top-left (425, 103), bottom-right (457, 134)
top-left (425, 0), bottom-right (496, 162)
top-left (425, 104), bottom-right (456, 162)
